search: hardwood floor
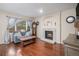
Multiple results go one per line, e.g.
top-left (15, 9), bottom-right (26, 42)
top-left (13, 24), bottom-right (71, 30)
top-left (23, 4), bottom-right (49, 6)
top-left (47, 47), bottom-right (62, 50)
top-left (0, 39), bottom-right (64, 56)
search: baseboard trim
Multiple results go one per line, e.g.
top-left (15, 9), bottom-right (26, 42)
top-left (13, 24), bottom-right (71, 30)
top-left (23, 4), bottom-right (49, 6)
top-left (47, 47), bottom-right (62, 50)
top-left (37, 37), bottom-right (64, 44)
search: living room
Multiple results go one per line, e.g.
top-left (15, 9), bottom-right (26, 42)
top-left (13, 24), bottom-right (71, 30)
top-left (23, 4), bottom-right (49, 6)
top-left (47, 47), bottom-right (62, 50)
top-left (0, 3), bottom-right (79, 56)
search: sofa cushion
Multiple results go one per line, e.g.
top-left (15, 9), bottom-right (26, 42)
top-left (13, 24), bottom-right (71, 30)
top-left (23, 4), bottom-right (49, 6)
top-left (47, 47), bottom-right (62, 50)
top-left (25, 31), bottom-right (32, 37)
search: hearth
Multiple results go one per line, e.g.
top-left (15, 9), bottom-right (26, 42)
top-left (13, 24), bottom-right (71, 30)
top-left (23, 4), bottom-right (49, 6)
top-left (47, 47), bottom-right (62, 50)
top-left (45, 31), bottom-right (53, 40)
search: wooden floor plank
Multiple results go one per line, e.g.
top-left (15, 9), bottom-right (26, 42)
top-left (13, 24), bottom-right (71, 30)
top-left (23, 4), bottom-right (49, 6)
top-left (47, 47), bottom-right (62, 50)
top-left (0, 39), bottom-right (64, 56)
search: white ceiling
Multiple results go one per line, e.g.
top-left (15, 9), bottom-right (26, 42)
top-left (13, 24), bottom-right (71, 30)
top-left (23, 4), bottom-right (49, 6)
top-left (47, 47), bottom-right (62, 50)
top-left (0, 3), bottom-right (77, 17)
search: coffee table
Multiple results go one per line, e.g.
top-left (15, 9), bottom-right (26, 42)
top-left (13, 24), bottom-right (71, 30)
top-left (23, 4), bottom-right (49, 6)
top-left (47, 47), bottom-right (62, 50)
top-left (20, 36), bottom-right (36, 47)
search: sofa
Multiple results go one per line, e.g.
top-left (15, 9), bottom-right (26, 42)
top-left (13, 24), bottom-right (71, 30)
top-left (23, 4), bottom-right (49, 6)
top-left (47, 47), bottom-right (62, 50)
top-left (13, 31), bottom-right (32, 43)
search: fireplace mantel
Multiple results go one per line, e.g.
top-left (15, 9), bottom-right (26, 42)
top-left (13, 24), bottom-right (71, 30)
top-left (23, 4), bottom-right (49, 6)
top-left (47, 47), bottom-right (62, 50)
top-left (42, 28), bottom-right (56, 44)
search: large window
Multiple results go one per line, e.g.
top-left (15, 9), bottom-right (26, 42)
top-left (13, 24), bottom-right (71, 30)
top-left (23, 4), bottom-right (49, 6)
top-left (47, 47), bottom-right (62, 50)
top-left (16, 21), bottom-right (26, 31)
top-left (8, 18), bottom-right (32, 32)
top-left (16, 20), bottom-right (31, 32)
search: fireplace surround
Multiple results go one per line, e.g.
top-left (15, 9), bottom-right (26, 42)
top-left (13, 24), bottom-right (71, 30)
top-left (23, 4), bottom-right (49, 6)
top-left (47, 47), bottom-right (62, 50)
top-left (42, 28), bottom-right (56, 43)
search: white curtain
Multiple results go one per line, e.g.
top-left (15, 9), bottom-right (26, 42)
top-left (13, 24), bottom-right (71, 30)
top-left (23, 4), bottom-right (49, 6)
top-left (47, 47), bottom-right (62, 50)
top-left (3, 17), bottom-right (16, 44)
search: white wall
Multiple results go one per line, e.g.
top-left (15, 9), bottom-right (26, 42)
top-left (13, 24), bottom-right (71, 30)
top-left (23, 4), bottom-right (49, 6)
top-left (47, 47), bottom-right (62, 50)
top-left (35, 8), bottom-right (76, 44)
top-left (35, 12), bottom-right (61, 43)
top-left (61, 8), bottom-right (76, 43)
top-left (53, 12), bottom-right (60, 43)
top-left (0, 12), bottom-right (8, 44)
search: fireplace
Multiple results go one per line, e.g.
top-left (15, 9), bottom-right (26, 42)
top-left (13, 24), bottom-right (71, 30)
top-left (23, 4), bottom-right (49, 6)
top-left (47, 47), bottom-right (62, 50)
top-left (45, 31), bottom-right (53, 40)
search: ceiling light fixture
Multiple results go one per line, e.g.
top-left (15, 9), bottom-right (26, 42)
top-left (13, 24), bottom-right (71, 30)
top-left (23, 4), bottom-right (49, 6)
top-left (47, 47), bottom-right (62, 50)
top-left (39, 8), bottom-right (43, 13)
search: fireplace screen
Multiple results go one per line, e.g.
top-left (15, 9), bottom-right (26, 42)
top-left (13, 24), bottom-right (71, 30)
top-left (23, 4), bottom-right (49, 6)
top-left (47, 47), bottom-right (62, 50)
top-left (45, 31), bottom-right (53, 40)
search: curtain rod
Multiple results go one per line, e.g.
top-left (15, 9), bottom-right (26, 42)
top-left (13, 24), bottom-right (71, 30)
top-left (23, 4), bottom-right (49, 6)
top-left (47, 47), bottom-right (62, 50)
top-left (6, 16), bottom-right (22, 19)
top-left (6, 16), bottom-right (35, 20)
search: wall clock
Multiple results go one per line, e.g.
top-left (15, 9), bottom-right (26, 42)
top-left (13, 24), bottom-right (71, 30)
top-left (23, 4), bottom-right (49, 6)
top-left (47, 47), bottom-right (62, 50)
top-left (66, 16), bottom-right (75, 23)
